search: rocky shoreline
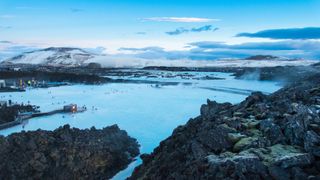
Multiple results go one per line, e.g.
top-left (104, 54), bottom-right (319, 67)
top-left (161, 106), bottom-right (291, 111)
top-left (0, 103), bottom-right (39, 125)
top-left (130, 73), bottom-right (320, 179)
top-left (0, 124), bottom-right (139, 179)
top-left (0, 70), bottom-right (109, 85)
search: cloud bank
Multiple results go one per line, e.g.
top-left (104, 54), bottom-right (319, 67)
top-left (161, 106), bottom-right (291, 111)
top-left (119, 40), bottom-right (320, 60)
top-left (0, 41), bottom-right (38, 60)
top-left (2, 26), bottom-right (320, 64)
top-left (237, 27), bottom-right (320, 40)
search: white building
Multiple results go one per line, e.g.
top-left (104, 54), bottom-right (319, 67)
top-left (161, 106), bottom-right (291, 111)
top-left (0, 80), bottom-right (6, 88)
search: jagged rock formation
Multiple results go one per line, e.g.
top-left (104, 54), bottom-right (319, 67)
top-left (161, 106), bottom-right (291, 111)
top-left (130, 73), bottom-right (320, 179)
top-left (0, 125), bottom-right (139, 179)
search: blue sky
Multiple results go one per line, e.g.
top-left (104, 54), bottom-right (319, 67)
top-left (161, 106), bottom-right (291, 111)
top-left (0, 0), bottom-right (320, 60)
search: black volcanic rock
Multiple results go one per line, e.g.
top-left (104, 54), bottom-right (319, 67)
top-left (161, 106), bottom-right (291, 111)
top-left (0, 104), bottom-right (38, 124)
top-left (130, 73), bottom-right (320, 179)
top-left (0, 125), bottom-right (139, 179)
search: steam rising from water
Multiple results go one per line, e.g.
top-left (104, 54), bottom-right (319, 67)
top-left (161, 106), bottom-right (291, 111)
top-left (239, 69), bottom-right (261, 80)
top-left (88, 55), bottom-right (317, 68)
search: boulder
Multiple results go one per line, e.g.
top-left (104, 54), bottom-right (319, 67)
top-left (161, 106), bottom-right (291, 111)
top-left (0, 124), bottom-right (140, 179)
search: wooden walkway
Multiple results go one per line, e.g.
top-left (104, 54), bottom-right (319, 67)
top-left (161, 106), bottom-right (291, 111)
top-left (0, 108), bottom-right (86, 130)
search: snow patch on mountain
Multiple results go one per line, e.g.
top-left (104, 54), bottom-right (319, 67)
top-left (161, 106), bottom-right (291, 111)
top-left (2, 47), bottom-right (105, 66)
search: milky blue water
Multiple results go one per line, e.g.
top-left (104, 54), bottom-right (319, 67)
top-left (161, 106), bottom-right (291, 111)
top-left (0, 71), bottom-right (281, 179)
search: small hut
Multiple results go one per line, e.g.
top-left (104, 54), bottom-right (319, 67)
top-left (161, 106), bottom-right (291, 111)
top-left (63, 104), bottom-right (77, 113)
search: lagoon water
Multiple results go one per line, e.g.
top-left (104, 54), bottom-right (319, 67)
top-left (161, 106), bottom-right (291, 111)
top-left (0, 71), bottom-right (281, 179)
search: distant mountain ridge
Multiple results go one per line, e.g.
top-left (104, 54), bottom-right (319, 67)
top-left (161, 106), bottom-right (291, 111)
top-left (1, 47), bottom-right (316, 68)
top-left (2, 47), bottom-right (104, 66)
top-left (245, 55), bottom-right (291, 61)
top-left (245, 55), bottom-right (279, 60)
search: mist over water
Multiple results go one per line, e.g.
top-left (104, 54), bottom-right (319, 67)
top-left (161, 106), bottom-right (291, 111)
top-left (239, 69), bottom-right (261, 80)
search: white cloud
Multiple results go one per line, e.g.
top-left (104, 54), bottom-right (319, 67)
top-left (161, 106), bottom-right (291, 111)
top-left (117, 40), bottom-right (320, 61)
top-left (0, 42), bottom-right (38, 60)
top-left (142, 17), bottom-right (220, 23)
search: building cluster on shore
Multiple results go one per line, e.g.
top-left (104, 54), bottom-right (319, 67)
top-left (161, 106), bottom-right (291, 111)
top-left (0, 78), bottom-right (26, 92)
top-left (0, 78), bottom-right (70, 92)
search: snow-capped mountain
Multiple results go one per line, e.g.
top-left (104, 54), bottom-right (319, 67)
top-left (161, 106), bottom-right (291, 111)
top-left (2, 47), bottom-right (105, 66)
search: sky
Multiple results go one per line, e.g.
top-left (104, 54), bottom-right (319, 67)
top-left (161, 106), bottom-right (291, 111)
top-left (0, 0), bottom-right (320, 60)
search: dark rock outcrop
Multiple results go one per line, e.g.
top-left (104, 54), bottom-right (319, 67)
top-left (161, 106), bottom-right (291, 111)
top-left (130, 73), bottom-right (320, 179)
top-left (0, 124), bottom-right (139, 179)
top-left (0, 103), bottom-right (38, 124)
